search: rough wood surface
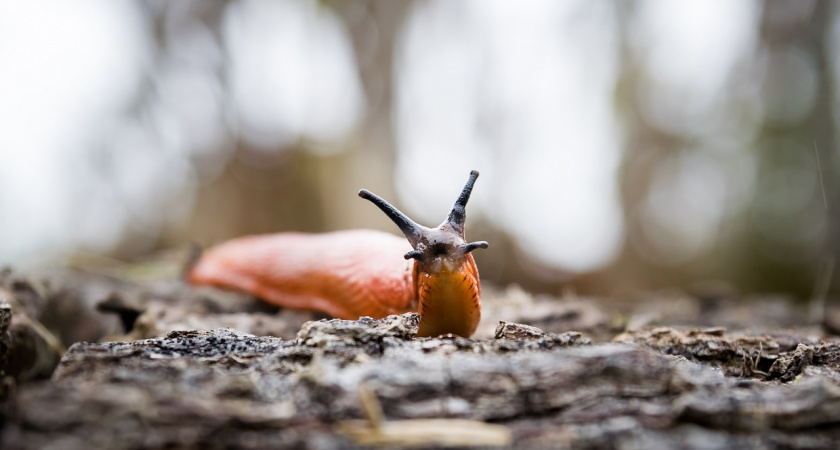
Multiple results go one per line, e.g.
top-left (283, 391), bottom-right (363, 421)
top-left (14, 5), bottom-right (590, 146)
top-left (2, 267), bottom-right (840, 449)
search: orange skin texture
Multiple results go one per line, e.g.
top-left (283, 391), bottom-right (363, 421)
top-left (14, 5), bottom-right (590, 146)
top-left (188, 229), bottom-right (483, 337)
top-left (414, 254), bottom-right (481, 338)
top-left (188, 230), bottom-right (417, 320)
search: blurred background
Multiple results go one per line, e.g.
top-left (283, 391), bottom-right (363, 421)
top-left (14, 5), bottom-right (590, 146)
top-left (0, 0), bottom-right (838, 301)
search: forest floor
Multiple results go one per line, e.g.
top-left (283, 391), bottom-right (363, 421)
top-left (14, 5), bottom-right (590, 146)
top-left (2, 264), bottom-right (840, 449)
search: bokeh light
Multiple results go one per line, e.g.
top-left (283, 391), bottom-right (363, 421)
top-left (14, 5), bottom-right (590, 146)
top-left (0, 0), bottom-right (837, 300)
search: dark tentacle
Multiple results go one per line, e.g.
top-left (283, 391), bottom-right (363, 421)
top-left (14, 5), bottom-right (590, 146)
top-left (447, 170), bottom-right (479, 235)
top-left (461, 241), bottom-right (489, 254)
top-left (359, 189), bottom-right (424, 248)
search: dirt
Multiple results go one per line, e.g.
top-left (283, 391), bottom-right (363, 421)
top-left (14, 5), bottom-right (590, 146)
top-left (2, 266), bottom-right (840, 449)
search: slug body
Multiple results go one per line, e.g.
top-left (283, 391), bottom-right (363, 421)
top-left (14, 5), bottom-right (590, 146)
top-left (188, 170), bottom-right (487, 337)
top-left (188, 230), bottom-right (417, 319)
top-left (412, 252), bottom-right (481, 338)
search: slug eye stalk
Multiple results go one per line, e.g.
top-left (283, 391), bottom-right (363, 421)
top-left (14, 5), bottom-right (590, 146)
top-left (447, 170), bottom-right (479, 235)
top-left (357, 189), bottom-right (425, 248)
top-left (359, 170), bottom-right (488, 263)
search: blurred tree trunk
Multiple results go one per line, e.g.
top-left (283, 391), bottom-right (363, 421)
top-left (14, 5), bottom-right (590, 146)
top-left (752, 0), bottom-right (836, 299)
top-left (597, 1), bottom-right (836, 301)
top-left (324, 1), bottom-right (417, 232)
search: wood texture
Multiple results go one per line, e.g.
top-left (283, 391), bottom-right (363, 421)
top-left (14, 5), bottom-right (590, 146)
top-left (3, 268), bottom-right (840, 448)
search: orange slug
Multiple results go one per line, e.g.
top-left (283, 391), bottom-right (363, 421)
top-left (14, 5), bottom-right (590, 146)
top-left (187, 170), bottom-right (488, 337)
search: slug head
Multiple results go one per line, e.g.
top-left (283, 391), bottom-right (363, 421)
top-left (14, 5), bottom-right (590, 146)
top-left (358, 170), bottom-right (488, 274)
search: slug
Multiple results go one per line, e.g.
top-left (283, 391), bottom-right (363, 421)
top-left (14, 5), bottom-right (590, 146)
top-left (187, 170), bottom-right (488, 337)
